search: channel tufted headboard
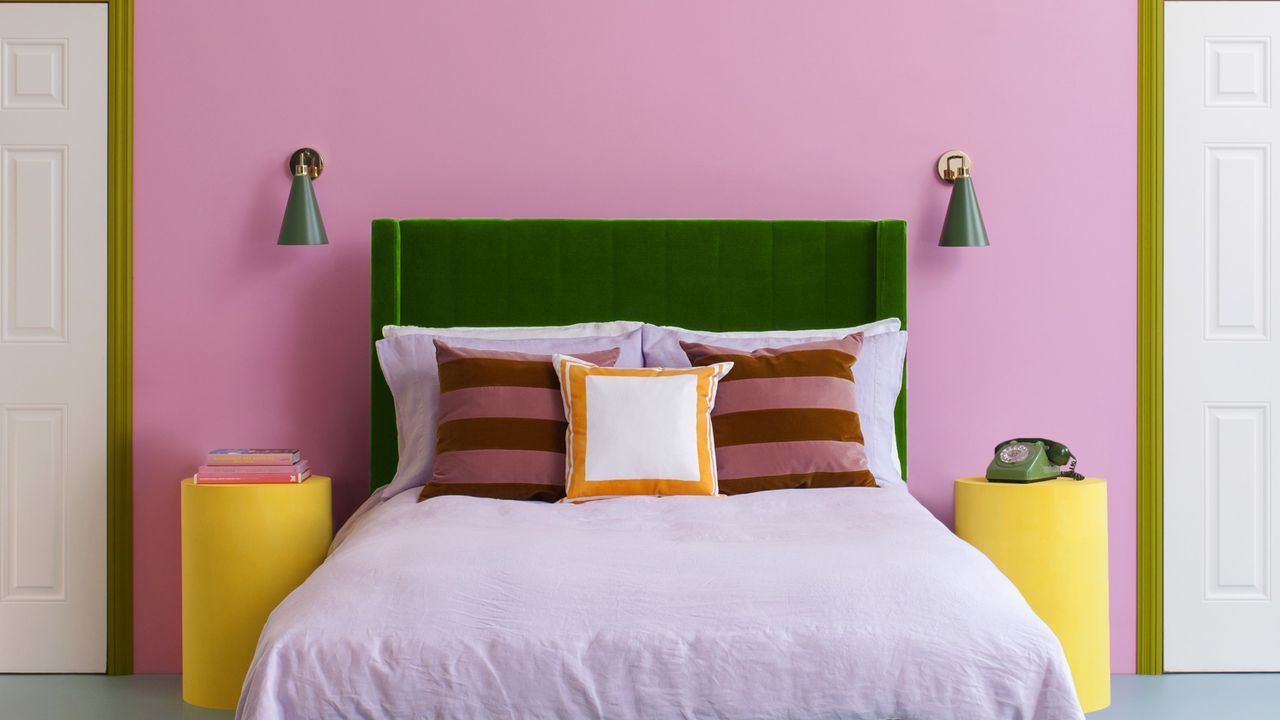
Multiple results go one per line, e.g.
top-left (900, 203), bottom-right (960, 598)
top-left (370, 219), bottom-right (907, 493)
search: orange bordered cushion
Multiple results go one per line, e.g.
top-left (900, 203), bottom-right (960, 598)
top-left (552, 354), bottom-right (733, 501)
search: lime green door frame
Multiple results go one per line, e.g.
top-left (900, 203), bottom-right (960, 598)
top-left (1137, 0), bottom-right (1163, 675)
top-left (0, 0), bottom-right (134, 675)
top-left (105, 0), bottom-right (134, 677)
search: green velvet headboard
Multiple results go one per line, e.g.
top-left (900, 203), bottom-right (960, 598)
top-left (370, 219), bottom-right (907, 494)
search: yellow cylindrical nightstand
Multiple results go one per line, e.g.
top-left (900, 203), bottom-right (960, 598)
top-left (954, 476), bottom-right (1109, 713)
top-left (181, 476), bottom-right (332, 710)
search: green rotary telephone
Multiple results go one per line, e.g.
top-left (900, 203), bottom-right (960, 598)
top-left (986, 438), bottom-right (1084, 483)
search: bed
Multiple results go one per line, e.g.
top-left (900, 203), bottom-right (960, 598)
top-left (236, 219), bottom-right (1084, 720)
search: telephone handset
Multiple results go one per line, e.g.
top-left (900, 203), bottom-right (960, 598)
top-left (986, 438), bottom-right (1083, 484)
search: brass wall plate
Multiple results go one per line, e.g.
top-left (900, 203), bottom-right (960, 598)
top-left (936, 150), bottom-right (972, 182)
top-left (288, 147), bottom-right (324, 179)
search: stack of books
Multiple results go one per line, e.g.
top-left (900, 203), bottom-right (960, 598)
top-left (194, 448), bottom-right (311, 484)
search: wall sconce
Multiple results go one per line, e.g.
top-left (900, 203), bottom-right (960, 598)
top-left (277, 147), bottom-right (329, 246)
top-left (936, 150), bottom-right (989, 247)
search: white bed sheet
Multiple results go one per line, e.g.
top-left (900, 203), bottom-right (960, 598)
top-left (237, 487), bottom-right (1084, 720)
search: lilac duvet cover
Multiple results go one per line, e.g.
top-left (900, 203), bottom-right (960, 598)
top-left (237, 487), bottom-right (1084, 720)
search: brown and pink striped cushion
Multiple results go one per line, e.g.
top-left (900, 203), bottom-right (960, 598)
top-left (680, 333), bottom-right (877, 495)
top-left (422, 340), bottom-right (621, 502)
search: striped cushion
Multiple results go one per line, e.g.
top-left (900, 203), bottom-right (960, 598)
top-left (422, 341), bottom-right (621, 502)
top-left (680, 333), bottom-right (877, 494)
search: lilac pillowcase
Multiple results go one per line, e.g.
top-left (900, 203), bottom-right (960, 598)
top-left (376, 328), bottom-right (643, 499)
top-left (641, 318), bottom-right (901, 368)
top-left (643, 321), bottom-right (906, 486)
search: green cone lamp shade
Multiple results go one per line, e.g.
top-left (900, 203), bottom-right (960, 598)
top-left (278, 148), bottom-right (329, 246)
top-left (939, 175), bottom-right (989, 248)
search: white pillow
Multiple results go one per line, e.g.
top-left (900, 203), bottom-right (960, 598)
top-left (642, 320), bottom-right (907, 486)
top-left (384, 320), bottom-right (643, 340)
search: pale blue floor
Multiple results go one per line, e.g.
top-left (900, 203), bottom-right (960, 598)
top-left (0, 674), bottom-right (231, 719)
top-left (0, 673), bottom-right (1277, 718)
top-left (1090, 673), bottom-right (1280, 719)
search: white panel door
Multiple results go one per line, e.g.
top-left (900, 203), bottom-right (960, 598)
top-left (0, 4), bottom-right (107, 672)
top-left (1166, 2), bottom-right (1280, 671)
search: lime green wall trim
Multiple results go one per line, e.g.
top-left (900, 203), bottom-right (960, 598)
top-left (1137, 0), bottom-right (1163, 676)
top-left (1, 0), bottom-right (134, 675)
top-left (106, 0), bottom-right (134, 677)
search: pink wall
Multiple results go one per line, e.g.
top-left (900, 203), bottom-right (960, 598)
top-left (134, 1), bottom-right (1137, 672)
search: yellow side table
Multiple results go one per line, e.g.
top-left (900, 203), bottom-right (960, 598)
top-left (181, 476), bottom-right (332, 710)
top-left (954, 476), bottom-right (1109, 713)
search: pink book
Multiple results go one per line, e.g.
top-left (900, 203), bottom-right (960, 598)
top-left (193, 468), bottom-right (313, 485)
top-left (206, 449), bottom-right (300, 466)
top-left (197, 460), bottom-right (309, 476)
